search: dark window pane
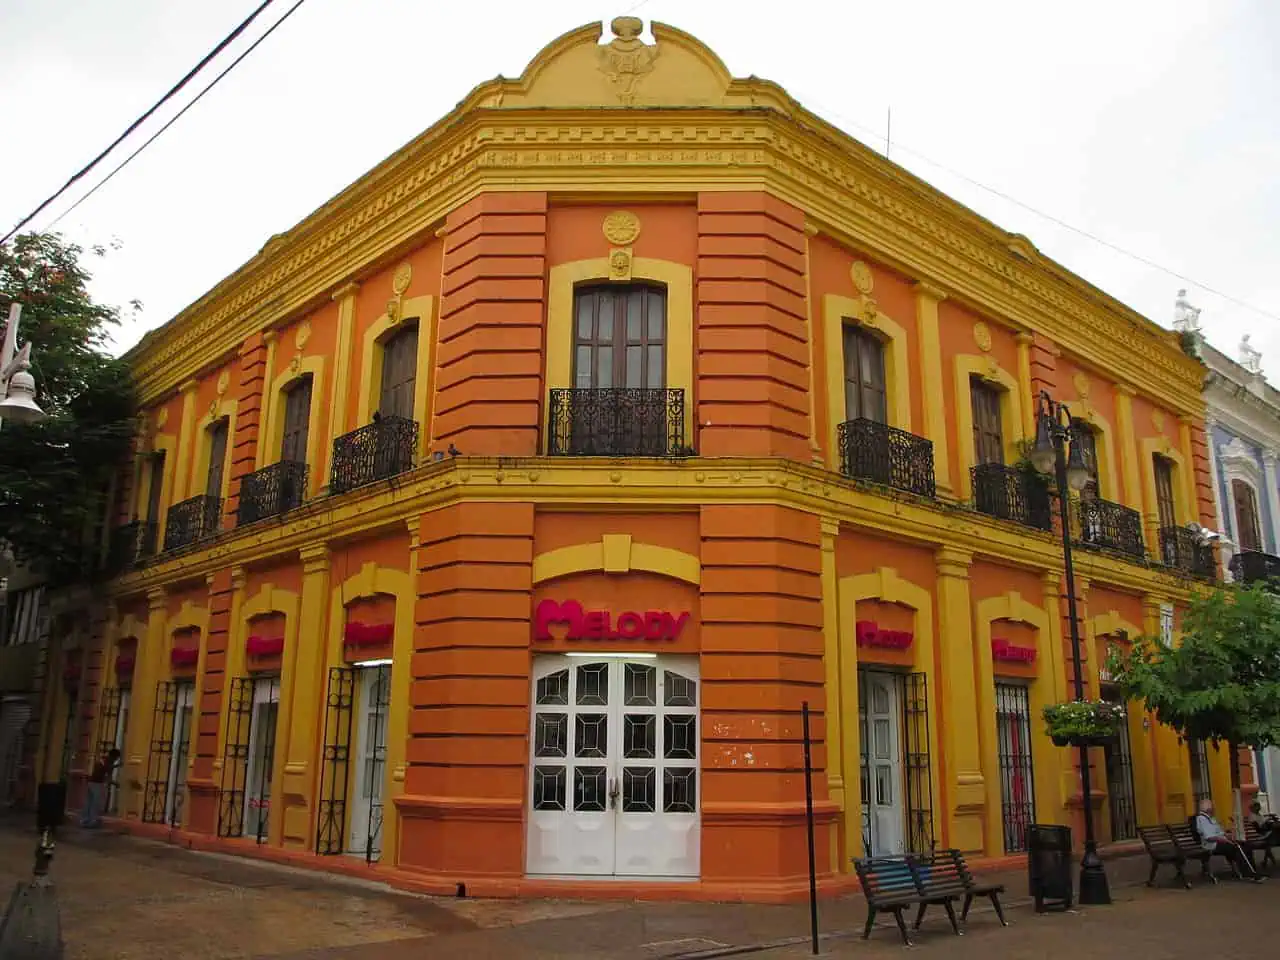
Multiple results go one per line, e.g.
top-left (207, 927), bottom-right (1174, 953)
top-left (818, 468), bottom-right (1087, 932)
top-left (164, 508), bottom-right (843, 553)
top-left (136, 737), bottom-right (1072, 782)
top-left (533, 765), bottom-right (565, 811)
top-left (575, 663), bottom-right (609, 705)
top-left (664, 671), bottom-right (697, 707)
top-left (664, 714), bottom-right (697, 760)
top-left (534, 713), bottom-right (567, 758)
top-left (575, 714), bottom-right (607, 758)
top-left (624, 663), bottom-right (656, 706)
top-left (663, 767), bottom-right (697, 813)
top-left (536, 670), bottom-right (569, 705)
top-left (574, 766), bottom-right (607, 812)
top-left (623, 767), bottom-right (656, 812)
top-left (624, 715), bottom-right (655, 759)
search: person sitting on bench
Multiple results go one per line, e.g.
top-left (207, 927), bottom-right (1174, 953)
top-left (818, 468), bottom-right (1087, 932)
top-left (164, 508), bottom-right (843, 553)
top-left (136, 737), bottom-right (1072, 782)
top-left (1247, 801), bottom-right (1280, 844)
top-left (1196, 799), bottom-right (1264, 882)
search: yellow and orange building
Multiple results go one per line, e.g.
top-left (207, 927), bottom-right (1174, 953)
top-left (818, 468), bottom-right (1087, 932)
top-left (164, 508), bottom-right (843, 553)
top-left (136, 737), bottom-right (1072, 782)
top-left (37, 18), bottom-right (1242, 901)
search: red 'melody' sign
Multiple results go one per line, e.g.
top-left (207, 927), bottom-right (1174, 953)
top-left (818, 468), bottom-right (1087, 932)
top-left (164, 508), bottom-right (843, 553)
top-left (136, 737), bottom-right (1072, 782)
top-left (533, 599), bottom-right (689, 642)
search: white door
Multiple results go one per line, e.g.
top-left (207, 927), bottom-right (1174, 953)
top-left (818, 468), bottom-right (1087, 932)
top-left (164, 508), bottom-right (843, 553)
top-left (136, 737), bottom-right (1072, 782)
top-left (348, 665), bottom-right (391, 859)
top-left (860, 671), bottom-right (904, 857)
top-left (526, 654), bottom-right (700, 879)
top-left (164, 683), bottom-right (193, 824)
top-left (108, 689), bottom-right (131, 814)
top-left (242, 677), bottom-right (280, 839)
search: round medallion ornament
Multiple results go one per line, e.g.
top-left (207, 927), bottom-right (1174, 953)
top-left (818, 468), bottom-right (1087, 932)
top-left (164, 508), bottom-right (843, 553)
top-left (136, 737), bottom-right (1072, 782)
top-left (851, 260), bottom-right (874, 295)
top-left (602, 211), bottom-right (641, 246)
top-left (392, 262), bottom-right (412, 296)
top-left (973, 321), bottom-right (993, 353)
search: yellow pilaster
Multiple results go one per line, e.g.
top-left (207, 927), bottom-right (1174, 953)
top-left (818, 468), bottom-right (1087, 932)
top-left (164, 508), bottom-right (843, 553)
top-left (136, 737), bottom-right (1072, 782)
top-left (254, 331), bottom-right (279, 469)
top-left (1137, 595), bottom-right (1168, 823)
top-left (172, 379), bottom-right (200, 503)
top-left (1114, 384), bottom-right (1143, 512)
top-left (817, 516), bottom-right (845, 867)
top-left (914, 282), bottom-right (951, 497)
top-left (972, 610), bottom-right (1002, 857)
top-left (1040, 571), bottom-right (1072, 823)
top-left (122, 587), bottom-right (168, 819)
top-left (278, 544), bottom-right (332, 849)
top-left (1016, 333), bottom-right (1036, 440)
top-left (935, 547), bottom-right (986, 853)
top-left (1177, 416), bottom-right (1198, 522)
top-left (803, 225), bottom-right (823, 465)
top-left (328, 283), bottom-right (360, 458)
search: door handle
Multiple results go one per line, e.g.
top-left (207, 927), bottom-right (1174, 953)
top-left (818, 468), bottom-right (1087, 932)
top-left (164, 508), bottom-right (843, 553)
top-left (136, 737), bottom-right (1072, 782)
top-left (608, 777), bottom-right (620, 810)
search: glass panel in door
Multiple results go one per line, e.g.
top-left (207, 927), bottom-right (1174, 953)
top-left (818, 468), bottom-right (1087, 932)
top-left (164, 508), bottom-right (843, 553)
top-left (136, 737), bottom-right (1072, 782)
top-left (348, 665), bottom-right (391, 860)
top-left (243, 677), bottom-right (280, 841)
top-left (164, 683), bottom-right (194, 826)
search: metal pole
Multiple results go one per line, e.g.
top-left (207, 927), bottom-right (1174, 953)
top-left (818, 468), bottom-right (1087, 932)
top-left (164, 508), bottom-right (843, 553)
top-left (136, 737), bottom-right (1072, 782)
top-left (1051, 410), bottom-right (1111, 906)
top-left (802, 701), bottom-right (819, 955)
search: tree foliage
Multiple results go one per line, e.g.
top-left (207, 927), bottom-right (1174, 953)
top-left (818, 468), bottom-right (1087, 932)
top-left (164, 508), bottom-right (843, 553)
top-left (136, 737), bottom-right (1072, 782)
top-left (0, 233), bottom-right (138, 585)
top-left (1108, 584), bottom-right (1280, 751)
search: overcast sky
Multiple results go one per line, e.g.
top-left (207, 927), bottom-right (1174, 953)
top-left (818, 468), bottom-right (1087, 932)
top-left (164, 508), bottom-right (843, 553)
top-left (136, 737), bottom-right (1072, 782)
top-left (2, 0), bottom-right (1276, 381)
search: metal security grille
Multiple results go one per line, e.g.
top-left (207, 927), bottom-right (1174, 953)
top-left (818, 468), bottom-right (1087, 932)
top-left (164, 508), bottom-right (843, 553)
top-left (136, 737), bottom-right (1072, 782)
top-left (901, 671), bottom-right (935, 854)
top-left (316, 667), bottom-right (355, 855)
top-left (995, 683), bottom-right (1036, 853)
top-left (1102, 692), bottom-right (1138, 841)
top-left (247, 677), bottom-right (280, 845)
top-left (94, 687), bottom-right (121, 768)
top-left (361, 665), bottom-right (391, 863)
top-left (1189, 739), bottom-right (1211, 809)
top-left (217, 678), bottom-right (254, 838)
top-left (142, 682), bottom-right (178, 823)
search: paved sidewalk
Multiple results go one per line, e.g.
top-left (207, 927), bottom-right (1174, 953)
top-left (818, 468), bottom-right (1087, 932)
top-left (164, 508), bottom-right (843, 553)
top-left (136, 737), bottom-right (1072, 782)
top-left (2, 818), bottom-right (1272, 960)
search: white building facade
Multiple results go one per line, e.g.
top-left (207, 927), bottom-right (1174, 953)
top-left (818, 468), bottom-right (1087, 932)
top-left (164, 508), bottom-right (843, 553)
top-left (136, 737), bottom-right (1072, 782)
top-left (1176, 291), bottom-right (1280, 808)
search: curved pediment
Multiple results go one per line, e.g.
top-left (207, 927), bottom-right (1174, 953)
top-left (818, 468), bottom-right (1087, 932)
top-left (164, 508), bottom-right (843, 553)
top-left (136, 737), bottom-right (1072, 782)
top-left (469, 17), bottom-right (769, 111)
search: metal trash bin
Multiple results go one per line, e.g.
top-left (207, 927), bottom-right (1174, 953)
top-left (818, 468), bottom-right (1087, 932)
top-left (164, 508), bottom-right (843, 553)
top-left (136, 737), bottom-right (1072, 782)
top-left (36, 782), bottom-right (67, 834)
top-left (1027, 823), bottom-right (1073, 912)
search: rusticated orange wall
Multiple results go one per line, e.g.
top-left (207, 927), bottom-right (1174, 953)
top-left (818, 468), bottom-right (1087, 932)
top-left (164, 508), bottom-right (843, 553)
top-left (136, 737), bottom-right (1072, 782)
top-left (696, 193), bottom-right (811, 460)
top-left (547, 203), bottom-right (697, 267)
top-left (532, 510), bottom-right (699, 558)
top-left (434, 193), bottom-right (548, 456)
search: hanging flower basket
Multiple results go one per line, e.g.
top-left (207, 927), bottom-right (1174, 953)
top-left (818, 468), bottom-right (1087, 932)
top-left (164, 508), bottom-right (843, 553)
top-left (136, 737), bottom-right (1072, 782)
top-left (1043, 699), bottom-right (1124, 747)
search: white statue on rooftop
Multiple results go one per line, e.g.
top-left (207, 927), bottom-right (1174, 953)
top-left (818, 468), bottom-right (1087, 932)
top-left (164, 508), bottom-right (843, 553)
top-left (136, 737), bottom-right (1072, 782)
top-left (1173, 288), bottom-right (1201, 333)
top-left (1239, 334), bottom-right (1263, 375)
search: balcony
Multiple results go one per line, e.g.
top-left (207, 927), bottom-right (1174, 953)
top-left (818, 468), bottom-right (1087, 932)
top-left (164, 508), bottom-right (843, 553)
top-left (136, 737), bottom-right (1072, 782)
top-left (107, 520), bottom-right (158, 571)
top-left (1159, 526), bottom-right (1216, 579)
top-left (237, 460), bottom-right (308, 526)
top-left (547, 388), bottom-right (686, 457)
top-left (971, 463), bottom-right (1053, 531)
top-left (837, 418), bottom-right (936, 499)
top-left (1228, 550), bottom-right (1280, 587)
top-left (330, 415), bottom-right (418, 495)
top-left (163, 495), bottom-right (222, 551)
top-left (1074, 497), bottom-right (1145, 560)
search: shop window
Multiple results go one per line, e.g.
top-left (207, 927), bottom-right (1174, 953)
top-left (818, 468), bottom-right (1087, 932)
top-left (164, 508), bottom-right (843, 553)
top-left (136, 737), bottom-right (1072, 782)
top-left (1153, 454), bottom-right (1177, 529)
top-left (280, 376), bottom-right (313, 464)
top-left (970, 377), bottom-right (1004, 466)
top-left (1232, 479), bottom-right (1262, 552)
top-left (573, 284), bottom-right (666, 389)
top-left (842, 325), bottom-right (886, 424)
top-left (205, 418), bottom-right (229, 496)
top-left (378, 325), bottom-right (419, 421)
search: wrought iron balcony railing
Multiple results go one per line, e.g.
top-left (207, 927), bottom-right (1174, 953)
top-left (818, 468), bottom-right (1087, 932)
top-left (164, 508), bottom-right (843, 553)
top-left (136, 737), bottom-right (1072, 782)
top-left (837, 417), bottom-right (936, 499)
top-left (1228, 549), bottom-right (1280, 587)
top-left (237, 460), bottom-right (308, 526)
top-left (971, 462), bottom-right (1054, 531)
top-left (163, 495), bottom-right (222, 551)
top-left (107, 520), bottom-right (158, 571)
top-left (1074, 496), bottom-right (1145, 560)
top-left (1159, 526), bottom-right (1216, 579)
top-left (330, 415), bottom-right (418, 495)
top-left (547, 388), bottom-right (686, 457)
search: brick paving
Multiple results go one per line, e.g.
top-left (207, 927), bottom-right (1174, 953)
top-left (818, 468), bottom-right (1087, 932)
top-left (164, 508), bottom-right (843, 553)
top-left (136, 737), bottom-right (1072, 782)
top-left (2, 818), bottom-right (1276, 959)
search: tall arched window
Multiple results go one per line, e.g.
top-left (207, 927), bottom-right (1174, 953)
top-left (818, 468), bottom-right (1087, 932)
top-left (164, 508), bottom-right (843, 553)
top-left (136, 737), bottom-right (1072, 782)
top-left (1232, 479), bottom-right (1262, 552)
top-left (379, 325), bottom-right (419, 421)
top-left (573, 284), bottom-right (666, 389)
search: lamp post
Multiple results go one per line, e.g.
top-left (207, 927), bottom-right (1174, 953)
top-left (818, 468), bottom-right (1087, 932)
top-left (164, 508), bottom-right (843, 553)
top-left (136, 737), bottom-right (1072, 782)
top-left (1030, 389), bottom-right (1112, 906)
top-left (1, 302), bottom-right (46, 424)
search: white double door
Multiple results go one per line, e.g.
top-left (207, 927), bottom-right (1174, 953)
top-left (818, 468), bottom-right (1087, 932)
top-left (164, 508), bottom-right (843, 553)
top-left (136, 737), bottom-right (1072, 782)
top-left (164, 683), bottom-right (193, 824)
top-left (348, 665), bottom-right (390, 860)
top-left (526, 654), bottom-right (700, 879)
top-left (859, 670), bottom-right (905, 857)
top-left (242, 677), bottom-right (280, 839)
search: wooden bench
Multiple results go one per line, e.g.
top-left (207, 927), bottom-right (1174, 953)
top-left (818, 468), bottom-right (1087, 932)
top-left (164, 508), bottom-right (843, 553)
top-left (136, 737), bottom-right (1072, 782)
top-left (1171, 821), bottom-right (1225, 882)
top-left (1242, 821), bottom-right (1278, 872)
top-left (949, 849), bottom-right (1008, 925)
top-left (854, 857), bottom-right (928, 946)
top-left (904, 851), bottom-right (966, 937)
top-left (1138, 824), bottom-right (1195, 888)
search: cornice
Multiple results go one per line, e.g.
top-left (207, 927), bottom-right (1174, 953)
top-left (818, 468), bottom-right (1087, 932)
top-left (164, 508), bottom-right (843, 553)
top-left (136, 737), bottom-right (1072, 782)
top-left (1205, 382), bottom-right (1280, 449)
top-left (124, 108), bottom-right (1202, 413)
top-left (107, 457), bottom-right (1197, 604)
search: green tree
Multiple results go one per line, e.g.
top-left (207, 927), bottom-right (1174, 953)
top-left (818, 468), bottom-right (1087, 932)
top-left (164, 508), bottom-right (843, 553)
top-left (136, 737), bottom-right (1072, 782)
top-left (1108, 584), bottom-right (1280, 827)
top-left (0, 232), bottom-right (138, 585)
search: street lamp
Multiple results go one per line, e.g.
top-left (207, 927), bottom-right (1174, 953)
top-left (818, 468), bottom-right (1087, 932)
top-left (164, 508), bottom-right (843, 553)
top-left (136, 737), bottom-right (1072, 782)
top-left (0, 303), bottom-right (46, 424)
top-left (1030, 389), bottom-right (1112, 906)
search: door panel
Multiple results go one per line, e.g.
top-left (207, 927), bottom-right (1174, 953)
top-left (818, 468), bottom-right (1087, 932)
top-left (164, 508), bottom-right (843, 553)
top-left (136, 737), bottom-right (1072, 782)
top-left (970, 377), bottom-right (1004, 466)
top-left (281, 378), bottom-right (313, 464)
top-left (843, 326), bottom-right (886, 424)
top-left (859, 670), bottom-right (905, 857)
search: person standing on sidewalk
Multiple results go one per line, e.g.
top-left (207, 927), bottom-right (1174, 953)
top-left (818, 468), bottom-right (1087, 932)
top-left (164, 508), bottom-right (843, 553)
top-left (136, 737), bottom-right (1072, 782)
top-left (81, 748), bottom-right (121, 829)
top-left (1196, 799), bottom-right (1264, 882)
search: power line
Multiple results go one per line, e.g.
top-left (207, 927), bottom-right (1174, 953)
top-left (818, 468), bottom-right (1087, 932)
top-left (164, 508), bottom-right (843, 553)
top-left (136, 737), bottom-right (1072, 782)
top-left (793, 87), bottom-right (1280, 325)
top-left (1, 0), bottom-right (279, 246)
top-left (48, 0), bottom-right (311, 232)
